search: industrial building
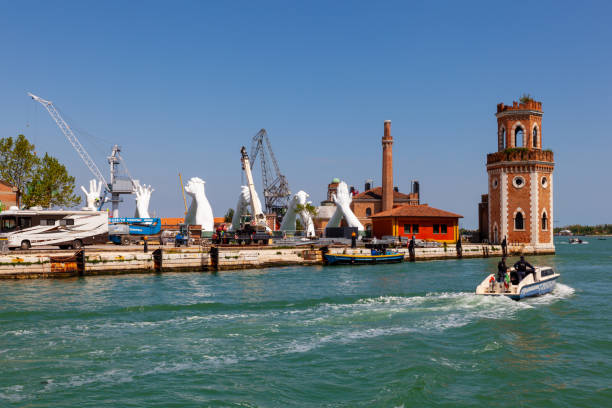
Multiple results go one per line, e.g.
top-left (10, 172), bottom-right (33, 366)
top-left (315, 120), bottom-right (462, 243)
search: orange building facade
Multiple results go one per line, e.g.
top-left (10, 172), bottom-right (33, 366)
top-left (371, 205), bottom-right (462, 243)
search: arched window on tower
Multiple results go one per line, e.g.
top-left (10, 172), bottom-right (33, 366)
top-left (515, 126), bottom-right (524, 147)
top-left (365, 208), bottom-right (372, 217)
top-left (533, 127), bottom-right (538, 148)
top-left (515, 212), bottom-right (524, 230)
top-left (501, 128), bottom-right (506, 149)
top-left (542, 212), bottom-right (548, 230)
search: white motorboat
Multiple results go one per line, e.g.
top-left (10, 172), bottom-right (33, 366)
top-left (569, 238), bottom-right (588, 244)
top-left (475, 266), bottom-right (559, 300)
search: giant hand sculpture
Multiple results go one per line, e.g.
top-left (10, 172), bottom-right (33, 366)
top-left (81, 179), bottom-right (102, 210)
top-left (184, 177), bottom-right (214, 231)
top-left (230, 185), bottom-right (264, 231)
top-left (133, 181), bottom-right (154, 219)
top-left (326, 181), bottom-right (364, 232)
top-left (280, 190), bottom-right (316, 237)
top-left (279, 193), bottom-right (300, 232)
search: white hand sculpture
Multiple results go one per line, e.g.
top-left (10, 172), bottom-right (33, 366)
top-left (81, 179), bottom-right (103, 210)
top-left (280, 192), bottom-right (300, 232)
top-left (298, 198), bottom-right (316, 238)
top-left (184, 177), bottom-right (214, 231)
top-left (280, 190), bottom-right (316, 237)
top-left (231, 186), bottom-right (250, 231)
top-left (133, 181), bottom-right (154, 219)
top-left (326, 181), bottom-right (364, 232)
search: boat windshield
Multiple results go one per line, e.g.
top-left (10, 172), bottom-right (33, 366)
top-left (0, 216), bottom-right (17, 233)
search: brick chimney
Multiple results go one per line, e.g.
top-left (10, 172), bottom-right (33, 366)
top-left (382, 120), bottom-right (393, 212)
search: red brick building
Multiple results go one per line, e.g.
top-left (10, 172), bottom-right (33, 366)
top-left (0, 180), bottom-right (18, 210)
top-left (480, 99), bottom-right (555, 251)
top-left (371, 204), bottom-right (462, 243)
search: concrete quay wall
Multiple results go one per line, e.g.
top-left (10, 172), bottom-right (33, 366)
top-left (0, 243), bottom-right (553, 279)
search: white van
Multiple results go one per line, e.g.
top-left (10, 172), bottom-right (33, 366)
top-left (0, 209), bottom-right (108, 250)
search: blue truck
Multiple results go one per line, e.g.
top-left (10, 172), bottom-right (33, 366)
top-left (108, 218), bottom-right (161, 245)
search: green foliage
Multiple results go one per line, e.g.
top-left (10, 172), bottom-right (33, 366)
top-left (0, 134), bottom-right (39, 206)
top-left (519, 93), bottom-right (535, 103)
top-left (0, 134), bottom-right (80, 209)
top-left (554, 224), bottom-right (612, 235)
top-left (502, 147), bottom-right (530, 155)
top-left (22, 153), bottom-right (81, 208)
top-left (0, 201), bottom-right (4, 213)
top-left (295, 203), bottom-right (318, 217)
top-left (224, 208), bottom-right (234, 223)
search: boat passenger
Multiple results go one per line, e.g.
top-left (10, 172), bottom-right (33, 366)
top-left (497, 257), bottom-right (508, 284)
top-left (513, 256), bottom-right (535, 281)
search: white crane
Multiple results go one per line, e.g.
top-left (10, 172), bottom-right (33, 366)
top-left (240, 146), bottom-right (267, 229)
top-left (28, 93), bottom-right (109, 189)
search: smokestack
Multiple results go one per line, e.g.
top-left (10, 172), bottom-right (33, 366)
top-left (382, 120), bottom-right (394, 211)
top-left (365, 181), bottom-right (371, 191)
top-left (394, 186), bottom-right (399, 192)
top-left (412, 180), bottom-right (420, 195)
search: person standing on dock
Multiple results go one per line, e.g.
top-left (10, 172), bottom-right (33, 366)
top-left (351, 231), bottom-right (357, 248)
top-left (408, 235), bottom-right (416, 261)
top-left (456, 236), bottom-right (463, 258)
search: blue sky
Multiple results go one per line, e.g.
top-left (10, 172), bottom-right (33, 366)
top-left (0, 1), bottom-right (610, 228)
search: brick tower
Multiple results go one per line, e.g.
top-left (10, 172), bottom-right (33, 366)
top-left (382, 120), bottom-right (393, 212)
top-left (486, 99), bottom-right (555, 252)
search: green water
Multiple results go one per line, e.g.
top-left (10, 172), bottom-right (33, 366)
top-left (1, 238), bottom-right (610, 407)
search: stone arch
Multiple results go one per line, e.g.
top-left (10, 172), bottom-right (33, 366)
top-left (493, 222), bottom-right (499, 244)
top-left (511, 122), bottom-right (525, 147)
top-left (541, 209), bottom-right (548, 231)
top-left (513, 207), bottom-right (525, 231)
top-left (532, 123), bottom-right (540, 148)
top-left (499, 125), bottom-right (507, 150)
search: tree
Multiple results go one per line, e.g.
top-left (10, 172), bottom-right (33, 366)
top-left (22, 153), bottom-right (81, 208)
top-left (0, 134), bottom-right (39, 207)
top-left (224, 207), bottom-right (234, 223)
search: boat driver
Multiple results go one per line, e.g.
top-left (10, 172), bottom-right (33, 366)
top-left (513, 256), bottom-right (535, 282)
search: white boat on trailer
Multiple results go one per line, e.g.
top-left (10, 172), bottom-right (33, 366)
top-left (475, 266), bottom-right (560, 300)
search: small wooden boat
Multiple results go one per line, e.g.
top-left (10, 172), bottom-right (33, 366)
top-left (475, 266), bottom-right (559, 300)
top-left (324, 250), bottom-right (404, 265)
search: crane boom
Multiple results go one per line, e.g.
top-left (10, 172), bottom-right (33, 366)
top-left (28, 92), bottom-right (109, 188)
top-left (240, 146), bottom-right (266, 227)
top-left (249, 129), bottom-right (290, 215)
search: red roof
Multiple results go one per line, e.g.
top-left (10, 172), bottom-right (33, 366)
top-left (370, 204), bottom-right (463, 219)
top-left (352, 187), bottom-right (414, 201)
